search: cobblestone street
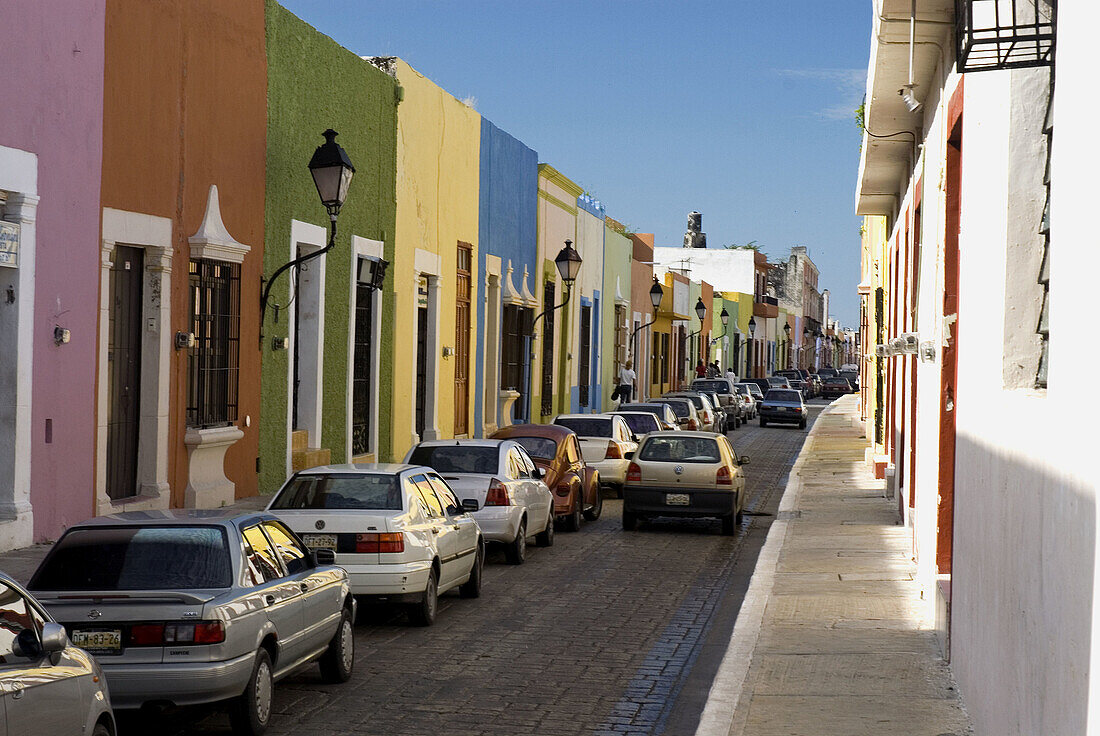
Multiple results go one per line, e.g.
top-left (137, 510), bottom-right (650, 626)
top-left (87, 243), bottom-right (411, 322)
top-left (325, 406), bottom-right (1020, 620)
top-left (150, 403), bottom-right (827, 736)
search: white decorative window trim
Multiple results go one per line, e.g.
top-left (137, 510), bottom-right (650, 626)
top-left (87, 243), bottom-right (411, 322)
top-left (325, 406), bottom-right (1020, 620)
top-left (284, 219), bottom-right (327, 477)
top-left (346, 236), bottom-right (384, 461)
top-left (188, 185), bottom-right (251, 264)
top-left (96, 207), bottom-right (174, 515)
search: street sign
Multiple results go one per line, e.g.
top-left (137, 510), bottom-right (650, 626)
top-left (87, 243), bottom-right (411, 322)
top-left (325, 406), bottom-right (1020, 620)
top-left (0, 221), bottom-right (18, 268)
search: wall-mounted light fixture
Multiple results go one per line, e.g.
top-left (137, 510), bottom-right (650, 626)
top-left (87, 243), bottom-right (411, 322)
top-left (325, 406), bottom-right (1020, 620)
top-left (175, 331), bottom-right (196, 350)
top-left (271, 336), bottom-right (290, 351)
top-left (357, 255), bottom-right (389, 291)
top-left (442, 346), bottom-right (455, 358)
top-left (53, 326), bottom-right (71, 346)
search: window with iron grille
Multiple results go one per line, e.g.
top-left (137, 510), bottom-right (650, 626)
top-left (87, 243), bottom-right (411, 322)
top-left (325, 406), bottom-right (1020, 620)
top-left (541, 282), bottom-right (555, 417)
top-left (578, 305), bottom-right (591, 407)
top-left (352, 278), bottom-right (374, 456)
top-left (613, 305), bottom-right (627, 379)
top-left (187, 259), bottom-right (240, 429)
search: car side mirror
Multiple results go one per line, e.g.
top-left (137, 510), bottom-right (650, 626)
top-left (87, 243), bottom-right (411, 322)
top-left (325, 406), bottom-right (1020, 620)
top-left (740, 455), bottom-right (750, 465)
top-left (532, 467), bottom-right (543, 480)
top-left (462, 498), bottom-right (480, 513)
top-left (312, 548), bottom-right (336, 567)
top-left (40, 622), bottom-right (68, 654)
top-left (631, 434), bottom-right (640, 444)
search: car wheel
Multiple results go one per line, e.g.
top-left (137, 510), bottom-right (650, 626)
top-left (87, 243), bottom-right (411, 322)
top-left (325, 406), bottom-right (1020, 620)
top-left (622, 510), bottom-right (638, 531)
top-left (721, 513), bottom-right (736, 536)
top-left (565, 492), bottom-right (583, 532)
top-left (583, 486), bottom-right (603, 521)
top-left (535, 509), bottom-right (555, 547)
top-left (459, 542), bottom-right (483, 598)
top-left (505, 519), bottom-right (527, 564)
top-left (318, 607), bottom-right (354, 683)
top-left (616, 483), bottom-right (624, 499)
top-left (736, 492), bottom-right (745, 524)
top-left (799, 419), bottom-right (807, 430)
top-left (759, 418), bottom-right (767, 427)
top-left (408, 568), bottom-right (438, 625)
top-left (228, 648), bottom-right (273, 736)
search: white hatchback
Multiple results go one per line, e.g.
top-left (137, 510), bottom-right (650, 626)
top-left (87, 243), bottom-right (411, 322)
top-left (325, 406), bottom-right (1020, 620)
top-left (404, 440), bottom-right (555, 564)
top-left (267, 464), bottom-right (484, 626)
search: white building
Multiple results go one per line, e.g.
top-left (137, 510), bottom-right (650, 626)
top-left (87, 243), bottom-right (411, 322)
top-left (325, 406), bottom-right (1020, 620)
top-left (856, 1), bottom-right (1096, 734)
top-left (650, 246), bottom-right (755, 295)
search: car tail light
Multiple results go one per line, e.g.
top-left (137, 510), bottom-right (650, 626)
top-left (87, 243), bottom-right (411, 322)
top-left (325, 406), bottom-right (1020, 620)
top-left (794, 407), bottom-right (803, 413)
top-left (605, 442), bottom-right (622, 459)
top-left (129, 624), bottom-right (165, 646)
top-left (716, 465), bottom-right (733, 486)
top-left (687, 418), bottom-right (698, 430)
top-left (626, 462), bottom-right (641, 482)
top-left (485, 478), bottom-right (511, 506)
top-left (356, 532), bottom-right (406, 553)
top-left (129, 621), bottom-right (226, 646)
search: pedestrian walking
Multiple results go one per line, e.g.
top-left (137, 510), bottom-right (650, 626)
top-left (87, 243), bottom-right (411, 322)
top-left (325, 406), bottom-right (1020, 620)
top-left (616, 361), bottom-right (636, 404)
top-left (725, 366), bottom-right (738, 383)
top-left (696, 361), bottom-right (707, 378)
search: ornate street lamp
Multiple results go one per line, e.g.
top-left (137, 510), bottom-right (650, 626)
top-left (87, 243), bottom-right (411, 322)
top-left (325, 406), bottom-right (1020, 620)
top-left (532, 240), bottom-right (583, 333)
top-left (261, 129), bottom-right (365, 346)
top-left (630, 277), bottom-right (665, 359)
top-left (694, 297), bottom-right (707, 322)
top-left (747, 316), bottom-right (757, 378)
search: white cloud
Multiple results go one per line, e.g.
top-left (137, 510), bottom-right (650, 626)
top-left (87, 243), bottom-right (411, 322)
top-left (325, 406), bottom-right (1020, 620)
top-left (775, 68), bottom-right (867, 121)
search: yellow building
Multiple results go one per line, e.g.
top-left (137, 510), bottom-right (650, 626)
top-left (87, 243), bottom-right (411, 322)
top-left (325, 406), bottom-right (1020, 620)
top-left (388, 59), bottom-right (481, 459)
top-left (858, 214), bottom-right (889, 454)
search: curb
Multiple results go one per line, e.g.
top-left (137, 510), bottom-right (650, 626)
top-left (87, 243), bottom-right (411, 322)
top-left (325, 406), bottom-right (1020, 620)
top-left (693, 400), bottom-right (845, 736)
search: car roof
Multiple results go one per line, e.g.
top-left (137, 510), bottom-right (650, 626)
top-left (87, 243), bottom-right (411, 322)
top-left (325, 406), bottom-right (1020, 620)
top-left (555, 413), bottom-right (615, 420)
top-left (71, 508), bottom-right (273, 527)
top-left (297, 463), bottom-right (421, 475)
top-left (413, 439), bottom-right (508, 448)
top-left (640, 430), bottom-right (723, 440)
top-left (492, 423), bottom-right (574, 441)
top-left (610, 411), bottom-right (660, 417)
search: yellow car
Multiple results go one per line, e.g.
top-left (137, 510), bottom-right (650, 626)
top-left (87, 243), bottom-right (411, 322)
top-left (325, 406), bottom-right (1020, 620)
top-left (623, 431), bottom-right (749, 535)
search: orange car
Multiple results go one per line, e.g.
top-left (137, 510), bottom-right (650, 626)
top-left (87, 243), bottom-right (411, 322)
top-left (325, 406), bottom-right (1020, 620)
top-left (490, 424), bottom-right (601, 531)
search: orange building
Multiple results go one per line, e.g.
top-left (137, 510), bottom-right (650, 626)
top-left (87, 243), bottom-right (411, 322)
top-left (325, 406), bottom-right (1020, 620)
top-left (95, 0), bottom-right (267, 516)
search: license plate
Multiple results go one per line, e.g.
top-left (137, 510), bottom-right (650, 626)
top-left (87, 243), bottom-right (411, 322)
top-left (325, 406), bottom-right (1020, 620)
top-left (72, 629), bottom-right (122, 654)
top-left (779, 407), bottom-right (789, 411)
top-left (666, 493), bottom-right (691, 506)
top-left (301, 533), bottom-right (337, 549)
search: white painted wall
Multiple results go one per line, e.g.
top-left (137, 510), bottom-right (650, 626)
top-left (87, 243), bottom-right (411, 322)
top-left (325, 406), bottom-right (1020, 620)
top-left (651, 247), bottom-right (754, 295)
top-left (948, 53), bottom-right (1096, 736)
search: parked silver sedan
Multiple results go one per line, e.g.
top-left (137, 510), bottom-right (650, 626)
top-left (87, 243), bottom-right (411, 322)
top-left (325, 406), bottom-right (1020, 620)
top-left (405, 440), bottom-right (555, 564)
top-left (29, 510), bottom-right (355, 736)
top-left (0, 572), bottom-right (115, 736)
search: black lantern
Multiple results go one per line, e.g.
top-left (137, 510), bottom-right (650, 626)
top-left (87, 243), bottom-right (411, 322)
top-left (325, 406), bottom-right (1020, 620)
top-left (695, 297), bottom-right (707, 322)
top-left (783, 323), bottom-right (791, 338)
top-left (720, 307), bottom-right (730, 327)
top-left (309, 129), bottom-right (356, 219)
top-left (649, 279), bottom-right (664, 311)
top-left (748, 316), bottom-right (757, 336)
top-left (554, 239), bottom-right (583, 285)
top-left (357, 255), bottom-right (389, 291)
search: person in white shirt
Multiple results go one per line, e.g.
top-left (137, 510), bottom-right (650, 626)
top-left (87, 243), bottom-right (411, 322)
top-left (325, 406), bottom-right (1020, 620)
top-left (616, 361), bottom-right (637, 404)
top-left (725, 367), bottom-right (738, 383)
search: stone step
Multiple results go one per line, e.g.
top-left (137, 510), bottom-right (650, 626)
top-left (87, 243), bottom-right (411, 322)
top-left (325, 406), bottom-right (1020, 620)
top-left (292, 446), bottom-right (330, 472)
top-left (291, 429), bottom-right (309, 451)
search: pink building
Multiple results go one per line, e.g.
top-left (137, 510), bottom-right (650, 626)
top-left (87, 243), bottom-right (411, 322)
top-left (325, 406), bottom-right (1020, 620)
top-left (0, 0), bottom-right (106, 545)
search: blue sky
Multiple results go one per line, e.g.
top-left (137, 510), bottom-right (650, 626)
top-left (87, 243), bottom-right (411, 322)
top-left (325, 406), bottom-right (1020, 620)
top-left (280, 0), bottom-right (869, 327)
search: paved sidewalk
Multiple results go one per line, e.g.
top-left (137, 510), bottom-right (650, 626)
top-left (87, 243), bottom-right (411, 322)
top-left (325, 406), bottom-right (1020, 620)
top-left (0, 494), bottom-right (270, 584)
top-left (696, 395), bottom-right (972, 736)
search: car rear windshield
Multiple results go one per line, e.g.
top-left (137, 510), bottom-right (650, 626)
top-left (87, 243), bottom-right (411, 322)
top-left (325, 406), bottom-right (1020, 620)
top-left (407, 445), bottom-right (498, 474)
top-left (668, 394), bottom-right (705, 410)
top-left (32, 526), bottom-right (232, 591)
top-left (692, 381), bottom-right (728, 394)
top-left (510, 436), bottom-right (557, 460)
top-left (271, 473), bottom-right (402, 510)
top-left (654, 400), bottom-right (691, 418)
top-left (765, 390), bottom-right (802, 403)
top-left (615, 413), bottom-right (659, 434)
top-left (638, 437), bottom-right (721, 463)
top-left (554, 417), bottom-right (612, 437)
top-left (622, 404), bottom-right (667, 417)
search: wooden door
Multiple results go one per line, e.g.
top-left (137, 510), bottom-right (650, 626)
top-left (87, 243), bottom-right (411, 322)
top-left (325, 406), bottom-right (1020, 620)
top-left (107, 246), bottom-right (143, 500)
top-left (454, 243), bottom-right (471, 435)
